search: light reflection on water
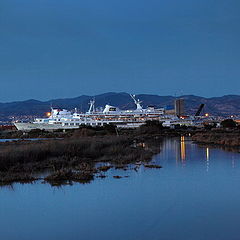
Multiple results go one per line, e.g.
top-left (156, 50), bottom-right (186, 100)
top-left (1, 137), bottom-right (240, 240)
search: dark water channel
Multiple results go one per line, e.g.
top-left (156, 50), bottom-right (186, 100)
top-left (1, 137), bottom-right (240, 240)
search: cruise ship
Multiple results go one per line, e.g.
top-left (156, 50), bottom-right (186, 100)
top-left (14, 95), bottom-right (193, 131)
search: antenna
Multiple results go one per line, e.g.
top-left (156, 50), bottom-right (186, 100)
top-left (50, 102), bottom-right (53, 111)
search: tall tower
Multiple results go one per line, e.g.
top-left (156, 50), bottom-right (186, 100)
top-left (175, 98), bottom-right (184, 116)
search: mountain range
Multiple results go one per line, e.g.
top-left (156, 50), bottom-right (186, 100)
top-left (0, 92), bottom-right (240, 120)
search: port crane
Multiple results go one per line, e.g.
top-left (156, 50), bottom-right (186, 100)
top-left (195, 104), bottom-right (205, 116)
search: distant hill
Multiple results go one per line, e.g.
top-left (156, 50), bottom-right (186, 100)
top-left (0, 92), bottom-right (240, 119)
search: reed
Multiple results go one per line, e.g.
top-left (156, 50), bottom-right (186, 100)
top-left (192, 130), bottom-right (240, 147)
top-left (0, 131), bottom-right (163, 185)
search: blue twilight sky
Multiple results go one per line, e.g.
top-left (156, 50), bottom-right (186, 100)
top-left (0, 0), bottom-right (240, 102)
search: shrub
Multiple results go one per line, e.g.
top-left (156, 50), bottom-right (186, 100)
top-left (221, 119), bottom-right (237, 128)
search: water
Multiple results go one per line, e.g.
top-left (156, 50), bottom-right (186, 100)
top-left (0, 138), bottom-right (48, 142)
top-left (1, 137), bottom-right (240, 240)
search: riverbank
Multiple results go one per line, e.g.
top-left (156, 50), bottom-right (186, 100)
top-left (0, 124), bottom-right (164, 186)
top-left (0, 124), bottom-right (192, 139)
top-left (192, 129), bottom-right (240, 147)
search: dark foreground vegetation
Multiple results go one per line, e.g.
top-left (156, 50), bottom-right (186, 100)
top-left (192, 130), bottom-right (240, 147)
top-left (192, 119), bottom-right (240, 147)
top-left (0, 122), bottom-right (164, 186)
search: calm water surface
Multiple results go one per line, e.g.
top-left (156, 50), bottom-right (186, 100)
top-left (0, 138), bottom-right (48, 142)
top-left (1, 137), bottom-right (240, 240)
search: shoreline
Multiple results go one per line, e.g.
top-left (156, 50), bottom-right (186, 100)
top-left (1, 123), bottom-right (240, 186)
top-left (192, 129), bottom-right (240, 147)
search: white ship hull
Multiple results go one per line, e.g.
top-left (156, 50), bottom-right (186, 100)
top-left (14, 122), bottom-right (79, 131)
top-left (14, 122), bottom-right (145, 131)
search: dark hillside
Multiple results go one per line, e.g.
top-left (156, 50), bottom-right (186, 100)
top-left (0, 92), bottom-right (239, 118)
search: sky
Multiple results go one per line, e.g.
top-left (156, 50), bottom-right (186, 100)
top-left (0, 0), bottom-right (240, 102)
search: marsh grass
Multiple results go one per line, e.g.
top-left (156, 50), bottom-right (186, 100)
top-left (0, 133), bottom-right (162, 186)
top-left (192, 130), bottom-right (240, 147)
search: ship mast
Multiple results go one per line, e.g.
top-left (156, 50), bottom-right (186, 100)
top-left (87, 99), bottom-right (95, 114)
top-left (130, 94), bottom-right (143, 111)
